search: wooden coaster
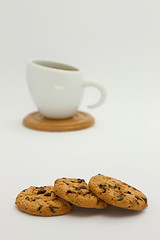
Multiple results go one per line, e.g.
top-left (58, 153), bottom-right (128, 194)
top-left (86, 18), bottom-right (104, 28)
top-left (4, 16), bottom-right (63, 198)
top-left (23, 111), bottom-right (95, 132)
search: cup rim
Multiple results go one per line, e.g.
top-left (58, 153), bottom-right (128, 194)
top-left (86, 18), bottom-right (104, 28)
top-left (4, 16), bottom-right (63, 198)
top-left (28, 59), bottom-right (80, 72)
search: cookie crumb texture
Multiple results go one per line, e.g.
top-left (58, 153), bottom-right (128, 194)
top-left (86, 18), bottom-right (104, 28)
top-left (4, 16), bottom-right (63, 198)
top-left (89, 174), bottom-right (148, 211)
top-left (54, 178), bottom-right (109, 209)
top-left (15, 186), bottom-right (73, 216)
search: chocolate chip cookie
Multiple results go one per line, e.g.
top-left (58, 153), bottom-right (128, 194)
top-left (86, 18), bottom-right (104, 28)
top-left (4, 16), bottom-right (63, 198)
top-left (54, 178), bottom-right (109, 209)
top-left (15, 186), bottom-right (73, 216)
top-left (89, 174), bottom-right (148, 211)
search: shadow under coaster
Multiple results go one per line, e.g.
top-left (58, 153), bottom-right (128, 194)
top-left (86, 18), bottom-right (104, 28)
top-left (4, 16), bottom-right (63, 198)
top-left (23, 111), bottom-right (95, 132)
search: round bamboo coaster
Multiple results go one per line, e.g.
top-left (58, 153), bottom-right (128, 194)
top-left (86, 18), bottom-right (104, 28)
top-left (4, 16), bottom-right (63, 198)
top-left (23, 111), bottom-right (95, 132)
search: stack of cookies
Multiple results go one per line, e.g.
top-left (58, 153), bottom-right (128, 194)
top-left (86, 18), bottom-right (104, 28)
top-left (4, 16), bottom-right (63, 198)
top-left (15, 174), bottom-right (148, 217)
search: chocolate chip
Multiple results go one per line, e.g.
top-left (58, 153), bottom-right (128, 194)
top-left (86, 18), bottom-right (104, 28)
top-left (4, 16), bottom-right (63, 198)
top-left (135, 196), bottom-right (141, 200)
top-left (37, 205), bottom-right (43, 211)
top-left (80, 186), bottom-right (87, 189)
top-left (49, 206), bottom-right (59, 213)
top-left (22, 189), bottom-right (27, 192)
top-left (108, 184), bottom-right (114, 189)
top-left (97, 199), bottom-right (100, 205)
top-left (67, 190), bottom-right (73, 194)
top-left (117, 195), bottom-right (124, 201)
top-left (70, 180), bottom-right (75, 183)
top-left (133, 187), bottom-right (138, 191)
top-left (63, 181), bottom-right (69, 186)
top-left (75, 186), bottom-right (87, 190)
top-left (37, 189), bottom-right (46, 195)
top-left (83, 192), bottom-right (90, 196)
top-left (54, 196), bottom-right (61, 200)
top-left (49, 206), bottom-right (55, 213)
top-left (127, 191), bottom-right (131, 194)
top-left (108, 184), bottom-right (120, 189)
top-left (99, 184), bottom-right (106, 193)
top-left (32, 197), bottom-right (39, 201)
top-left (142, 197), bottom-right (147, 204)
top-left (25, 197), bottom-right (30, 201)
top-left (77, 179), bottom-right (85, 183)
top-left (44, 192), bottom-right (52, 196)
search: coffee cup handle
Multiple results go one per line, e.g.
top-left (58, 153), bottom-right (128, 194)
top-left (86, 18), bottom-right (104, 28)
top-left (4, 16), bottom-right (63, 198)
top-left (83, 80), bottom-right (107, 108)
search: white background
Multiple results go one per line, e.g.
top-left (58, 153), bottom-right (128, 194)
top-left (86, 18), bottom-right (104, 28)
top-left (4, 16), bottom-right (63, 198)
top-left (1, 0), bottom-right (160, 239)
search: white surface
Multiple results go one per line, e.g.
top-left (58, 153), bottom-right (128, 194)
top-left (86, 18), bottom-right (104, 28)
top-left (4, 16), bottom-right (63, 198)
top-left (0, 0), bottom-right (160, 239)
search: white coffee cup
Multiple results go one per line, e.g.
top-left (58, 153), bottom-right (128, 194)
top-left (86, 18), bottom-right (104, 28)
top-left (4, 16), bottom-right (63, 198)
top-left (27, 59), bottom-right (107, 119)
